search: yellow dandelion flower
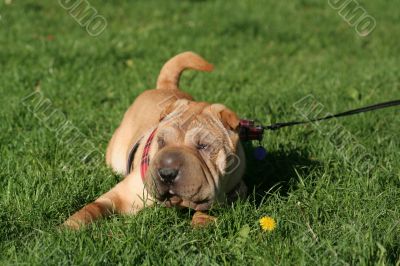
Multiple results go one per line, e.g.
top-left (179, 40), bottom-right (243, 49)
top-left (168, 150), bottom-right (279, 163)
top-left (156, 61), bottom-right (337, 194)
top-left (259, 216), bottom-right (276, 232)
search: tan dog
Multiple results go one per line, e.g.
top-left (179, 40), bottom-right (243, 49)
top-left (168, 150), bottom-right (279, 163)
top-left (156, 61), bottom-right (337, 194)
top-left (63, 52), bottom-right (247, 229)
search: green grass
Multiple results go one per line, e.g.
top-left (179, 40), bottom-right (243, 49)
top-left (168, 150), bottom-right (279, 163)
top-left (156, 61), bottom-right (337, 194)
top-left (1, 0), bottom-right (399, 264)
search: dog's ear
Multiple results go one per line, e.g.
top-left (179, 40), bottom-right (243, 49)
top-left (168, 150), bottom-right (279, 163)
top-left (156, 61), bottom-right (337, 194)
top-left (211, 104), bottom-right (240, 131)
top-left (160, 99), bottom-right (190, 121)
top-left (211, 104), bottom-right (241, 150)
top-left (220, 108), bottom-right (240, 130)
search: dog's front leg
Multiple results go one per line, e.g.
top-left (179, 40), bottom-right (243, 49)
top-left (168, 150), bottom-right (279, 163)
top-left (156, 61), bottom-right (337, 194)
top-left (63, 173), bottom-right (153, 230)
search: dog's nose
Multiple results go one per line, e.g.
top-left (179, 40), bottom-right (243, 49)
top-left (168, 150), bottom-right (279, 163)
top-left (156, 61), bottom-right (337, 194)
top-left (158, 167), bottom-right (179, 182)
top-left (157, 151), bottom-right (181, 183)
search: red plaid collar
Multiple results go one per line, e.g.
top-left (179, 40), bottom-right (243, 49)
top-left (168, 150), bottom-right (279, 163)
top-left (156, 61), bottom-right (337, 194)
top-left (140, 127), bottom-right (157, 180)
top-left (126, 127), bottom-right (157, 180)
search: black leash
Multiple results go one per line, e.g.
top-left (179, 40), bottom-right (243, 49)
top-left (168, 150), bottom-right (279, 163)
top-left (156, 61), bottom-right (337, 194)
top-left (239, 99), bottom-right (400, 160)
top-left (239, 99), bottom-right (400, 142)
top-left (264, 99), bottom-right (400, 131)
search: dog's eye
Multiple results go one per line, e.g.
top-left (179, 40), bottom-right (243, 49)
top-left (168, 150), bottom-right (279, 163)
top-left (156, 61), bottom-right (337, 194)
top-left (196, 143), bottom-right (208, 150)
top-left (158, 138), bottom-right (165, 148)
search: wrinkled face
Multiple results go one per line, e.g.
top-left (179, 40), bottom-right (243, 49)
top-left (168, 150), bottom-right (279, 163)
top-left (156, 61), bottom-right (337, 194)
top-left (143, 100), bottom-right (243, 210)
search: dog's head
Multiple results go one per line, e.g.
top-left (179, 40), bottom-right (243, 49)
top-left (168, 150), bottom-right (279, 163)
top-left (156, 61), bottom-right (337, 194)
top-left (143, 99), bottom-right (245, 210)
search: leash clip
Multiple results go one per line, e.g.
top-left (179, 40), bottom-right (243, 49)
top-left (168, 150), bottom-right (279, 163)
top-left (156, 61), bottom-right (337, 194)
top-left (239, 119), bottom-right (264, 141)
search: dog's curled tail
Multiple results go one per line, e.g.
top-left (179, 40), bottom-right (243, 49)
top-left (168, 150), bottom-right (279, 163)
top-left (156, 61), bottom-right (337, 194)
top-left (156, 51), bottom-right (214, 90)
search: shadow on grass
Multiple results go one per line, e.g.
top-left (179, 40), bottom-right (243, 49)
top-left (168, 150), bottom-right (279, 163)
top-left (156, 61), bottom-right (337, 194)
top-left (386, 242), bottom-right (400, 265)
top-left (242, 144), bottom-right (320, 206)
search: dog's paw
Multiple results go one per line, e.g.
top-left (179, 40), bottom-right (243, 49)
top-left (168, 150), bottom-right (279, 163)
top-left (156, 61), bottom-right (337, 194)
top-left (59, 219), bottom-right (84, 231)
top-left (191, 211), bottom-right (217, 228)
